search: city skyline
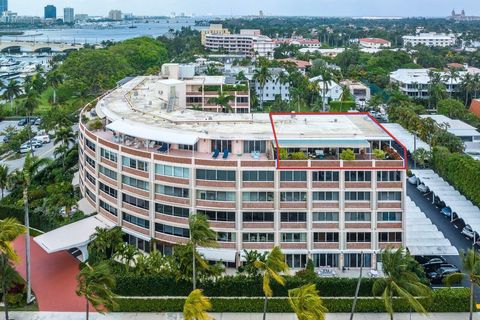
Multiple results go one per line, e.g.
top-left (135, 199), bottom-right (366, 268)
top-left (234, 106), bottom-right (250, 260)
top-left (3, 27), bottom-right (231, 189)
top-left (8, 0), bottom-right (480, 17)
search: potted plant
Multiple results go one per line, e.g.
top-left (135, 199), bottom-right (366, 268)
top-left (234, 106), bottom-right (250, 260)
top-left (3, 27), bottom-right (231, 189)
top-left (373, 148), bottom-right (386, 160)
top-left (340, 149), bottom-right (356, 161)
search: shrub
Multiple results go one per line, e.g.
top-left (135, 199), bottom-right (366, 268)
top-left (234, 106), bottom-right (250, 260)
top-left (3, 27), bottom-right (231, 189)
top-left (373, 148), bottom-right (386, 159)
top-left (290, 151), bottom-right (308, 160)
top-left (340, 149), bottom-right (355, 161)
top-left (87, 118), bottom-right (103, 130)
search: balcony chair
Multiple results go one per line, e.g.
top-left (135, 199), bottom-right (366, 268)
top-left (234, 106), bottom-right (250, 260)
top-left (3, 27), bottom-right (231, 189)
top-left (222, 149), bottom-right (229, 159)
top-left (157, 144), bottom-right (168, 153)
top-left (212, 148), bottom-right (220, 159)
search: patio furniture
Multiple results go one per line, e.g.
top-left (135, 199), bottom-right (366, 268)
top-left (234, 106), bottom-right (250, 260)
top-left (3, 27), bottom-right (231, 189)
top-left (315, 149), bottom-right (325, 160)
top-left (222, 149), bottom-right (229, 159)
top-left (317, 268), bottom-right (336, 277)
top-left (212, 148), bottom-right (220, 159)
top-left (368, 269), bottom-right (379, 278)
top-left (251, 151), bottom-right (260, 160)
top-left (157, 144), bottom-right (168, 153)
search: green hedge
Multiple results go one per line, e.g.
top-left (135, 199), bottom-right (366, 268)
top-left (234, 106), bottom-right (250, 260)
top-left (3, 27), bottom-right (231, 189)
top-left (329, 101), bottom-right (356, 112)
top-left (115, 275), bottom-right (376, 297)
top-left (114, 288), bottom-right (470, 313)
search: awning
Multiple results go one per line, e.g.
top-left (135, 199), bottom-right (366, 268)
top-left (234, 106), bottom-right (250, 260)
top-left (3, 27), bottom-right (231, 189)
top-left (106, 120), bottom-right (199, 145)
top-left (34, 215), bottom-right (115, 254)
top-left (72, 171), bottom-right (80, 187)
top-left (78, 197), bottom-right (96, 215)
top-left (198, 248), bottom-right (237, 263)
top-left (277, 139), bottom-right (370, 148)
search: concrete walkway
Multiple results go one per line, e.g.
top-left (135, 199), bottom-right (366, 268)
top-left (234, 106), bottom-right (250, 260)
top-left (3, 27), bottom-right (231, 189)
top-left (8, 312), bottom-right (480, 320)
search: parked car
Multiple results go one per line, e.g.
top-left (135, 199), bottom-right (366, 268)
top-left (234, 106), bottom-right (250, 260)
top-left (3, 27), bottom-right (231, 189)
top-left (3, 132), bottom-right (14, 143)
top-left (461, 225), bottom-right (478, 240)
top-left (440, 207), bottom-right (452, 218)
top-left (28, 117), bottom-right (38, 125)
top-left (34, 118), bottom-right (42, 126)
top-left (19, 140), bottom-right (42, 153)
top-left (433, 196), bottom-right (446, 209)
top-left (422, 260), bottom-right (450, 273)
top-left (408, 175), bottom-right (418, 185)
top-left (417, 183), bottom-right (429, 193)
top-left (428, 265), bottom-right (461, 283)
top-left (415, 255), bottom-right (446, 265)
top-left (17, 118), bottom-right (28, 126)
top-left (33, 134), bottom-right (50, 144)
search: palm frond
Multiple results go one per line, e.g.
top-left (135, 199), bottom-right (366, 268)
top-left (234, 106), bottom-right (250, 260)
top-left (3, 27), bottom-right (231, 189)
top-left (183, 289), bottom-right (212, 320)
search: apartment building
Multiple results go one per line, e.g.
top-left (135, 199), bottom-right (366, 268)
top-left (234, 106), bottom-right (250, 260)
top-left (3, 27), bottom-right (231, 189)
top-left (204, 29), bottom-right (275, 59)
top-left (201, 24), bottom-right (231, 45)
top-left (253, 68), bottom-right (290, 102)
top-left (359, 38), bottom-right (391, 49)
top-left (78, 75), bottom-right (406, 270)
top-left (402, 33), bottom-right (455, 47)
top-left (275, 37), bottom-right (321, 49)
top-left (340, 80), bottom-right (371, 108)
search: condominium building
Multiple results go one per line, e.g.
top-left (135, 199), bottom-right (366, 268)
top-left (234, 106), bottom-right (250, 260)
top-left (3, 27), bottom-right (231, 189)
top-left (0, 0), bottom-right (7, 14)
top-left (201, 24), bottom-right (231, 45)
top-left (64, 7), bottom-right (74, 24)
top-left (78, 75), bottom-right (407, 270)
top-left (340, 80), bottom-right (371, 107)
top-left (359, 38), bottom-right (391, 49)
top-left (402, 33), bottom-right (455, 47)
top-left (253, 68), bottom-right (290, 102)
top-left (275, 37), bottom-right (321, 49)
top-left (108, 10), bottom-right (122, 21)
top-left (44, 5), bottom-right (56, 20)
top-left (204, 29), bottom-right (275, 59)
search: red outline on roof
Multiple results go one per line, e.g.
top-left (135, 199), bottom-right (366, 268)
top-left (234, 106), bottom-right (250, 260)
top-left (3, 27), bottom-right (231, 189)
top-left (269, 112), bottom-right (408, 171)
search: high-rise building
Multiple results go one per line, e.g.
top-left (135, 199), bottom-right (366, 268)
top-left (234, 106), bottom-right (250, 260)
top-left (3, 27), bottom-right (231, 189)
top-left (0, 0), bottom-right (8, 14)
top-left (44, 5), bottom-right (57, 20)
top-left (108, 10), bottom-right (122, 21)
top-left (64, 7), bottom-right (74, 23)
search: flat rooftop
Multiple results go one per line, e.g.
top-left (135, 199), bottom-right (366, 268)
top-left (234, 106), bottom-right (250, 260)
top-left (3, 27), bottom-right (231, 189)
top-left (95, 76), bottom-right (391, 142)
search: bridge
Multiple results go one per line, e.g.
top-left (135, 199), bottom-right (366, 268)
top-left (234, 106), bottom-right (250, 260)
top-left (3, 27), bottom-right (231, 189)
top-left (0, 40), bottom-right (84, 53)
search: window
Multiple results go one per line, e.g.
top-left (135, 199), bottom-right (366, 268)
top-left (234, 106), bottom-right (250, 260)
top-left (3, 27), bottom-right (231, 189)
top-left (345, 171), bottom-right (371, 182)
top-left (242, 233), bottom-right (274, 242)
top-left (313, 253), bottom-right (339, 267)
top-left (377, 171), bottom-right (401, 182)
top-left (155, 184), bottom-right (189, 198)
top-left (312, 192), bottom-right (339, 201)
top-left (313, 232), bottom-right (339, 242)
top-left (379, 232), bottom-right (402, 242)
top-left (285, 254), bottom-right (307, 268)
top-left (197, 190), bottom-right (235, 202)
top-left (345, 212), bottom-right (371, 222)
top-left (198, 210), bottom-right (235, 222)
top-left (196, 169), bottom-right (235, 181)
top-left (345, 192), bottom-right (371, 201)
top-left (280, 171), bottom-right (307, 181)
top-left (122, 194), bottom-right (149, 210)
top-left (211, 140), bottom-right (232, 152)
top-left (217, 232), bottom-right (236, 242)
top-left (312, 171), bottom-right (339, 182)
top-left (242, 171), bottom-right (274, 181)
top-left (122, 156), bottom-right (148, 172)
top-left (281, 233), bottom-right (307, 242)
top-left (85, 187), bottom-right (96, 201)
top-left (312, 212), bottom-right (339, 222)
top-left (378, 191), bottom-right (402, 201)
top-left (155, 223), bottom-right (189, 238)
top-left (155, 203), bottom-right (190, 218)
top-left (344, 253), bottom-right (371, 268)
top-left (99, 165), bottom-right (117, 180)
top-left (377, 211), bottom-right (402, 222)
top-left (99, 182), bottom-right (117, 198)
top-left (281, 212), bottom-right (306, 222)
top-left (123, 212), bottom-right (149, 229)
top-left (85, 155), bottom-right (95, 168)
top-left (85, 171), bottom-right (96, 185)
top-left (243, 212), bottom-right (274, 222)
top-left (155, 164), bottom-right (189, 179)
top-left (244, 140), bottom-right (267, 153)
top-left (85, 138), bottom-right (96, 151)
top-left (280, 192), bottom-right (307, 202)
top-left (243, 192), bottom-right (274, 202)
top-left (346, 232), bottom-right (371, 242)
top-left (100, 148), bottom-right (117, 162)
top-left (122, 175), bottom-right (149, 191)
top-left (100, 200), bottom-right (117, 216)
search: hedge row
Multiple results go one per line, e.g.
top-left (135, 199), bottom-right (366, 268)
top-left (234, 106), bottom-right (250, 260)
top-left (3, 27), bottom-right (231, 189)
top-left (114, 288), bottom-right (470, 313)
top-left (115, 275), bottom-right (376, 297)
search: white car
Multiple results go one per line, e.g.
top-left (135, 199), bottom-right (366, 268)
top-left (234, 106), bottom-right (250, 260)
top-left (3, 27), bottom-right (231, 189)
top-left (461, 225), bottom-right (476, 240)
top-left (407, 175), bottom-right (418, 185)
top-left (417, 183), bottom-right (429, 193)
top-left (466, 151), bottom-right (480, 161)
top-left (19, 141), bottom-right (42, 154)
top-left (33, 134), bottom-right (50, 144)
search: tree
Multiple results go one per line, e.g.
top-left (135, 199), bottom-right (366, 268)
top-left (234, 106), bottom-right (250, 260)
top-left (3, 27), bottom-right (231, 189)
top-left (372, 247), bottom-right (431, 320)
top-left (76, 262), bottom-right (117, 320)
top-left (46, 71), bottom-right (63, 104)
top-left (0, 218), bottom-right (26, 320)
top-left (208, 91), bottom-right (234, 113)
top-left (412, 148), bottom-right (431, 168)
top-left (443, 68), bottom-right (460, 98)
top-left (183, 289), bottom-right (212, 320)
top-left (445, 249), bottom-right (480, 320)
top-left (339, 84), bottom-right (355, 111)
top-left (54, 126), bottom-right (76, 169)
top-left (253, 66), bottom-right (272, 109)
top-left (437, 98), bottom-right (466, 119)
top-left (0, 164), bottom-right (10, 199)
top-left (1, 80), bottom-right (22, 113)
top-left (88, 227), bottom-right (124, 263)
top-left (428, 71), bottom-right (447, 109)
top-left (254, 246), bottom-right (289, 320)
top-left (9, 153), bottom-right (51, 303)
top-left (188, 213), bottom-right (217, 290)
top-left (319, 68), bottom-right (333, 111)
top-left (113, 243), bottom-right (138, 272)
top-left (238, 250), bottom-right (268, 276)
top-left (288, 284), bottom-right (327, 320)
top-left (277, 70), bottom-right (289, 100)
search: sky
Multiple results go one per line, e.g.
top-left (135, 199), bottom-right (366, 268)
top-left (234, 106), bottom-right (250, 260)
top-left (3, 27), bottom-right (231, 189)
top-left (9, 0), bottom-right (480, 18)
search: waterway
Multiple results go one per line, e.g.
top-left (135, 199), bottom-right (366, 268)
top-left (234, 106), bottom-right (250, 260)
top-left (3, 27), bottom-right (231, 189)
top-left (0, 18), bottom-right (200, 44)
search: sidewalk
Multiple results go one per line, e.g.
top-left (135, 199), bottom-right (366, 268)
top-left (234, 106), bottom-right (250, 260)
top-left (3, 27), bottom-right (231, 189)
top-left (8, 312), bottom-right (480, 320)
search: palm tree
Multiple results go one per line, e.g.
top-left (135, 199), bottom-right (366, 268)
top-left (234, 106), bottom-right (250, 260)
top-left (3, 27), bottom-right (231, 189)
top-left (277, 70), bottom-right (289, 101)
top-left (288, 283), bottom-right (327, 320)
top-left (254, 246), bottom-right (290, 320)
top-left (445, 249), bottom-right (480, 320)
top-left (339, 84), bottom-right (353, 111)
top-left (1, 80), bottom-right (22, 113)
top-left (54, 126), bottom-right (76, 169)
top-left (10, 152), bottom-right (51, 303)
top-left (372, 247), bottom-right (431, 320)
top-left (428, 71), bottom-right (447, 109)
top-left (460, 73), bottom-right (475, 106)
top-left (46, 71), bottom-right (63, 104)
top-left (443, 68), bottom-right (460, 98)
top-left (76, 262), bottom-right (117, 320)
top-left (0, 164), bottom-right (10, 199)
top-left (319, 68), bottom-right (333, 111)
top-left (0, 218), bottom-right (26, 320)
top-left (88, 226), bottom-right (124, 262)
top-left (208, 91), bottom-right (234, 113)
top-left (253, 66), bottom-right (272, 109)
top-left (23, 92), bottom-right (40, 154)
top-left (113, 243), bottom-right (139, 272)
top-left (472, 73), bottom-right (480, 99)
top-left (188, 213), bottom-right (217, 290)
top-left (183, 289), bottom-right (212, 320)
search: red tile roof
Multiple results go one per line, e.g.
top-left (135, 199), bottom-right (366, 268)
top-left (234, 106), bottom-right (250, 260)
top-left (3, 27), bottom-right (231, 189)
top-left (359, 37), bottom-right (390, 44)
top-left (277, 58), bottom-right (312, 69)
top-left (470, 99), bottom-right (480, 117)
